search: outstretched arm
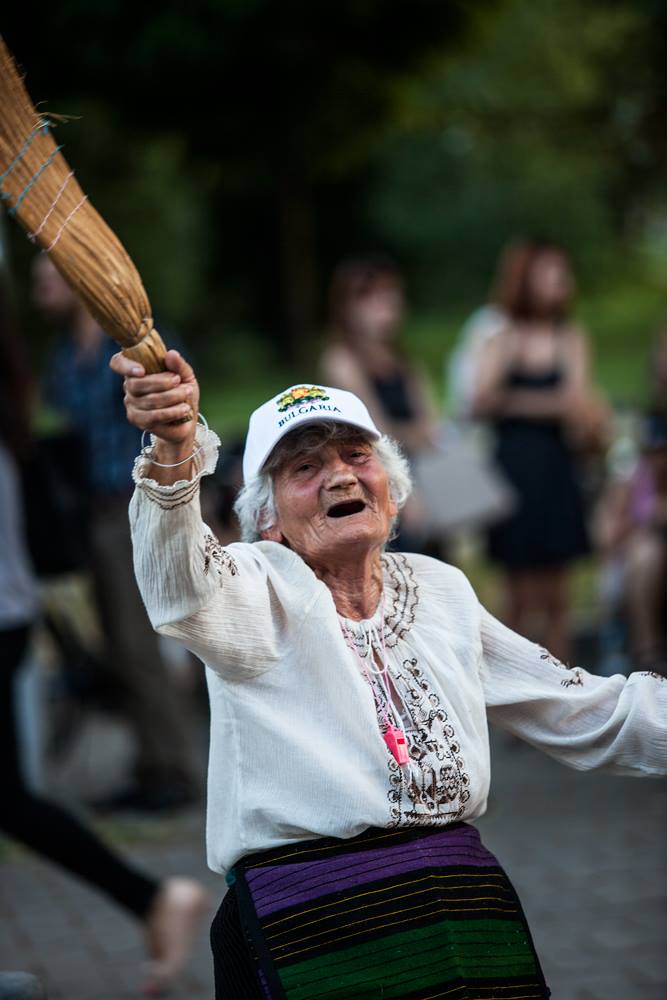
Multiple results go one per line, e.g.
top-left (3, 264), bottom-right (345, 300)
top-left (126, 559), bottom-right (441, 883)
top-left (479, 605), bottom-right (667, 775)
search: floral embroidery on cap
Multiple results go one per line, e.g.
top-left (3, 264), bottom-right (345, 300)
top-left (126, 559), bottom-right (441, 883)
top-left (276, 386), bottom-right (330, 412)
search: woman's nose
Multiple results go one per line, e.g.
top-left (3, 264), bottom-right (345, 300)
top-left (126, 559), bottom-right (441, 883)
top-left (324, 458), bottom-right (357, 487)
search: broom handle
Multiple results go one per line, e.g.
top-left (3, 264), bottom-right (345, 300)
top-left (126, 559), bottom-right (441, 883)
top-left (121, 326), bottom-right (168, 375)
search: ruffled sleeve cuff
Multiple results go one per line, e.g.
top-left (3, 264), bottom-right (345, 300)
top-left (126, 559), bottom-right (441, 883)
top-left (132, 425), bottom-right (221, 509)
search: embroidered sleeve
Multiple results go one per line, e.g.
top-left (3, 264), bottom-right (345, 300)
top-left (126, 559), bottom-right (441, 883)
top-left (479, 606), bottom-right (667, 776)
top-left (129, 426), bottom-right (226, 629)
top-left (203, 532), bottom-right (238, 581)
top-left (129, 425), bottom-right (290, 678)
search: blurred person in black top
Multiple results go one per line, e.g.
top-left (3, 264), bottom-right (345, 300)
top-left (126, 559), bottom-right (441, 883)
top-left (320, 257), bottom-right (440, 553)
top-left (33, 254), bottom-right (198, 813)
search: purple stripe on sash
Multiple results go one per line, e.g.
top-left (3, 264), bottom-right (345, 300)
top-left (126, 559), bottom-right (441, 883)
top-left (245, 827), bottom-right (500, 918)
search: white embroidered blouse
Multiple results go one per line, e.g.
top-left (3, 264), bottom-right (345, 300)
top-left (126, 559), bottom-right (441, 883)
top-left (130, 428), bottom-right (667, 875)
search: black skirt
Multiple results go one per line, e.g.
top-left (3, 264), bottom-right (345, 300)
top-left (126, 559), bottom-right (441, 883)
top-left (488, 418), bottom-right (590, 570)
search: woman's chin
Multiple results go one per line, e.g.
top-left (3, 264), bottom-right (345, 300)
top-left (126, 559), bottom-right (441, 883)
top-left (323, 513), bottom-right (387, 550)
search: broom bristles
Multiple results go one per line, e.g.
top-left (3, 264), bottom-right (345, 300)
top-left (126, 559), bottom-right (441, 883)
top-left (0, 36), bottom-right (167, 370)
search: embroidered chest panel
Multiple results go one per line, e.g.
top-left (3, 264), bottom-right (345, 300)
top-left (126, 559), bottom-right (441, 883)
top-left (382, 656), bottom-right (471, 827)
top-left (341, 553), bottom-right (471, 827)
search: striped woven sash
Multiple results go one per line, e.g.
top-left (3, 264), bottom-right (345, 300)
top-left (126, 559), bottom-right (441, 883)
top-left (230, 823), bottom-right (550, 999)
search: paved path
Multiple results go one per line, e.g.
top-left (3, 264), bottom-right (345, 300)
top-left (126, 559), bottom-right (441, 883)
top-left (1, 725), bottom-right (665, 999)
top-left (476, 732), bottom-right (667, 1000)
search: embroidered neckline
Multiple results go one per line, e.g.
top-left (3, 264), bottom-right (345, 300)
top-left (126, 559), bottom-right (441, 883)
top-left (339, 552), bottom-right (419, 651)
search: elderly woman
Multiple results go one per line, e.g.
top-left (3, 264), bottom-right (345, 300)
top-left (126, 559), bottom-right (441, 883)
top-left (112, 349), bottom-right (666, 1000)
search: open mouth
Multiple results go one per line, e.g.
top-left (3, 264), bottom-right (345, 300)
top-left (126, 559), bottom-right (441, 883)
top-left (327, 499), bottom-right (366, 519)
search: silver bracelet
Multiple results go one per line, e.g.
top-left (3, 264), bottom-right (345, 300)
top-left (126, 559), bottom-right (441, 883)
top-left (140, 413), bottom-right (210, 468)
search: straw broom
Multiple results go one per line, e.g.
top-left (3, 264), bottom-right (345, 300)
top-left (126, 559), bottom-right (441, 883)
top-left (0, 36), bottom-right (169, 374)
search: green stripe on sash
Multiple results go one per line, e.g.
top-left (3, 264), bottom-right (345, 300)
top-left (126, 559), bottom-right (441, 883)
top-left (279, 918), bottom-right (537, 999)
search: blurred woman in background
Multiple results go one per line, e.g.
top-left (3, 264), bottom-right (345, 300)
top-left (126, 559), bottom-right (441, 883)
top-left (320, 257), bottom-right (439, 551)
top-left (447, 239), bottom-right (529, 418)
top-left (471, 241), bottom-right (607, 663)
top-left (320, 257), bottom-right (437, 451)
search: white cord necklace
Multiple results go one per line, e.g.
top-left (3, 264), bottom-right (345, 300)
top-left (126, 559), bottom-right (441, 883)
top-left (340, 599), bottom-right (411, 766)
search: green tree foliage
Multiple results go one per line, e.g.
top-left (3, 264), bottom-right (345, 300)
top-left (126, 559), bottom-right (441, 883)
top-left (3, 1), bottom-right (474, 356)
top-left (368, 0), bottom-right (667, 304)
top-left (2, 0), bottom-right (665, 372)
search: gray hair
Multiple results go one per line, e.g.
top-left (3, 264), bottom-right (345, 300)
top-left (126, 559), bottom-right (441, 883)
top-left (234, 421), bottom-right (412, 543)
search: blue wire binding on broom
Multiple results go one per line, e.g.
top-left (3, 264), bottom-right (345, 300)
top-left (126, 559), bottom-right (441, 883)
top-left (8, 144), bottom-right (64, 216)
top-left (0, 119), bottom-right (51, 194)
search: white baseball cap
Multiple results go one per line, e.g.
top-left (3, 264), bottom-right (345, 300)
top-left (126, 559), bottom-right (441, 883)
top-left (242, 383), bottom-right (380, 483)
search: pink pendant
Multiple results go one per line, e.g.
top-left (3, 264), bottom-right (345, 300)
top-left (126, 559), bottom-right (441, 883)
top-left (384, 725), bottom-right (409, 765)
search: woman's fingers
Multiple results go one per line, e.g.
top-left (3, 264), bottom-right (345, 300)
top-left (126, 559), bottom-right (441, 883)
top-left (163, 350), bottom-right (196, 383)
top-left (128, 385), bottom-right (194, 411)
top-left (111, 351), bottom-right (198, 395)
top-left (128, 402), bottom-right (195, 429)
top-left (125, 372), bottom-right (183, 397)
top-left (111, 348), bottom-right (200, 442)
top-left (110, 351), bottom-right (145, 378)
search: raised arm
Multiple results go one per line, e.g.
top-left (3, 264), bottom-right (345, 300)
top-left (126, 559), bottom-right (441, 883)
top-left (479, 604), bottom-right (667, 775)
top-left (109, 351), bottom-right (296, 678)
top-left (109, 349), bottom-right (220, 630)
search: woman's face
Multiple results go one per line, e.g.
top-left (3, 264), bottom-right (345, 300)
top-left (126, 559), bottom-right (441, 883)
top-left (261, 436), bottom-right (397, 566)
top-left (347, 282), bottom-right (404, 343)
top-left (527, 251), bottom-right (574, 315)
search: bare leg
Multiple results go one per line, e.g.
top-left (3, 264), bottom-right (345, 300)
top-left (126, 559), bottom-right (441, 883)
top-left (505, 570), bottom-right (535, 637)
top-left (142, 879), bottom-right (211, 996)
top-left (541, 566), bottom-right (571, 664)
top-left (505, 567), bottom-right (571, 663)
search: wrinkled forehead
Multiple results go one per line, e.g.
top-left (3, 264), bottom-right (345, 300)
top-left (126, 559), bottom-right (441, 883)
top-left (263, 421), bottom-right (373, 474)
